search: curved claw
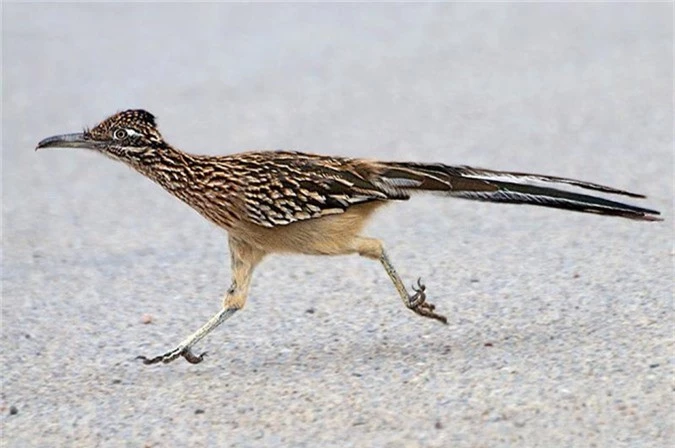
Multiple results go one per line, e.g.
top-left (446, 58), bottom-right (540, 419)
top-left (412, 277), bottom-right (426, 293)
top-left (405, 278), bottom-right (448, 324)
top-left (408, 278), bottom-right (427, 308)
top-left (182, 349), bottom-right (207, 364)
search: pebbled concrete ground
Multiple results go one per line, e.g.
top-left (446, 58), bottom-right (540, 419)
top-left (2, 3), bottom-right (672, 447)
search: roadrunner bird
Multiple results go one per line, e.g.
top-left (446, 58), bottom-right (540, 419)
top-left (37, 110), bottom-right (661, 365)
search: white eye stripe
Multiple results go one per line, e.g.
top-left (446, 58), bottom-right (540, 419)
top-left (113, 128), bottom-right (143, 140)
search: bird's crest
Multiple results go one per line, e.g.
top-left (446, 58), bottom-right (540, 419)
top-left (87, 109), bottom-right (165, 147)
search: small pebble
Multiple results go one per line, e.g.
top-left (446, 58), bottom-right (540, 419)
top-left (435, 420), bottom-right (443, 429)
top-left (141, 314), bottom-right (153, 324)
top-left (195, 409), bottom-right (205, 415)
top-left (9, 405), bottom-right (18, 415)
top-left (305, 308), bottom-right (315, 314)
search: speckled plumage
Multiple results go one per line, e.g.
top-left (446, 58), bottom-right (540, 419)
top-left (78, 110), bottom-right (660, 233)
top-left (36, 109), bottom-right (661, 365)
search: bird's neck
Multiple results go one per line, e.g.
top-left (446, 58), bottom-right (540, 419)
top-left (129, 145), bottom-right (239, 229)
top-left (131, 145), bottom-right (202, 195)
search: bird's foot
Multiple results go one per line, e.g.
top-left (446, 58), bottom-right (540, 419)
top-left (408, 278), bottom-right (448, 324)
top-left (137, 346), bottom-right (207, 365)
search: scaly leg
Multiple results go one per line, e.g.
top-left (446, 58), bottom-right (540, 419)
top-left (352, 237), bottom-right (448, 324)
top-left (138, 236), bottom-right (264, 365)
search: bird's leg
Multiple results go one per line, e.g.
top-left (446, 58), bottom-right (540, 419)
top-left (137, 308), bottom-right (238, 365)
top-left (353, 237), bottom-right (448, 324)
top-left (379, 250), bottom-right (448, 324)
top-left (138, 236), bottom-right (264, 365)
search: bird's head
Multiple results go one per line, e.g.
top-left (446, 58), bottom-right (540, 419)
top-left (36, 109), bottom-right (168, 164)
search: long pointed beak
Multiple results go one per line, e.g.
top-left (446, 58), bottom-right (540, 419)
top-left (35, 132), bottom-right (101, 151)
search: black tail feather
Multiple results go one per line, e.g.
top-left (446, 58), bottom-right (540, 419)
top-left (451, 166), bottom-right (647, 198)
top-left (377, 162), bottom-right (662, 222)
top-left (450, 179), bottom-right (662, 221)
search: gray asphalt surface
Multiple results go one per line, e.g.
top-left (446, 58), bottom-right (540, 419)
top-left (2, 3), bottom-right (673, 447)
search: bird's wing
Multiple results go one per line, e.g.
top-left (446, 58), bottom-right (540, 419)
top-left (238, 152), bottom-right (399, 228)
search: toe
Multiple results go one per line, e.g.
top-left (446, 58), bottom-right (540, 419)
top-left (182, 349), bottom-right (207, 364)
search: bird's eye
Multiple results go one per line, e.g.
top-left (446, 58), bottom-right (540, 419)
top-left (113, 128), bottom-right (129, 140)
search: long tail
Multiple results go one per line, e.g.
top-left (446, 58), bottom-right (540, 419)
top-left (376, 162), bottom-right (662, 222)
